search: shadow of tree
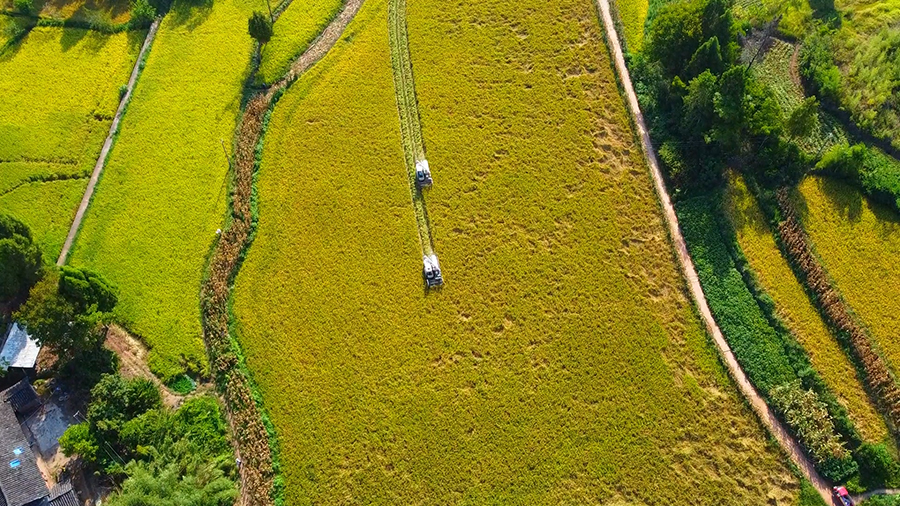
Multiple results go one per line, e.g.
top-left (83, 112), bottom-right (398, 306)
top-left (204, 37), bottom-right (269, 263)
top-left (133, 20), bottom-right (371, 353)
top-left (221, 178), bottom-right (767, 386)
top-left (167, 0), bottom-right (213, 30)
top-left (817, 175), bottom-right (863, 223)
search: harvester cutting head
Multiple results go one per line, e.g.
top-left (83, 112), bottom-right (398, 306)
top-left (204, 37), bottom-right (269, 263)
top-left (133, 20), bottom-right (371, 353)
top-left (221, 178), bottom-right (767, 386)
top-left (415, 160), bottom-right (433, 188)
top-left (423, 254), bottom-right (443, 288)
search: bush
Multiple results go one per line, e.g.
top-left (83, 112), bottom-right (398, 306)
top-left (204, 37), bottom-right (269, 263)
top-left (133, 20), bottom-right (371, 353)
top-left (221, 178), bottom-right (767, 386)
top-left (816, 143), bottom-right (900, 213)
top-left (13, 0), bottom-right (33, 15)
top-left (799, 33), bottom-right (842, 104)
top-left (0, 214), bottom-right (42, 304)
top-left (856, 443), bottom-right (900, 488)
top-left (129, 0), bottom-right (157, 27)
top-left (770, 380), bottom-right (856, 482)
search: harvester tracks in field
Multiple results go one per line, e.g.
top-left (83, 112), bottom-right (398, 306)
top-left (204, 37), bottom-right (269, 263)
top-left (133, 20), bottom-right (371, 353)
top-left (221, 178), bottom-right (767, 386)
top-left (387, 0), bottom-right (436, 259)
top-left (199, 1), bottom-right (363, 504)
top-left (594, 0), bottom-right (835, 502)
top-left (56, 18), bottom-right (161, 266)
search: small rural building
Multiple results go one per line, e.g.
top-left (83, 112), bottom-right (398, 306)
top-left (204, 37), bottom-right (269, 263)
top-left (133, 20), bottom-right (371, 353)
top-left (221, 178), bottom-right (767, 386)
top-left (0, 325), bottom-right (40, 376)
top-left (0, 382), bottom-right (77, 506)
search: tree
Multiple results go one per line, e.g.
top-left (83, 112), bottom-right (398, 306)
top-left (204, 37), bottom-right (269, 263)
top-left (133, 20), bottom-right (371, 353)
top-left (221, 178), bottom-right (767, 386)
top-left (247, 11), bottom-right (273, 45)
top-left (130, 0), bottom-right (157, 27)
top-left (15, 267), bottom-right (117, 358)
top-left (685, 36), bottom-right (724, 79)
top-left (787, 96), bottom-right (820, 139)
top-left (0, 214), bottom-right (42, 304)
top-left (681, 69), bottom-right (718, 140)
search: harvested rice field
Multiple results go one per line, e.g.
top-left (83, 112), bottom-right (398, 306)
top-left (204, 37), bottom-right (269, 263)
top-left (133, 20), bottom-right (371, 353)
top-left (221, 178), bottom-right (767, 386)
top-left (233, 0), bottom-right (802, 503)
top-left (68, 0), bottom-right (256, 381)
top-left (793, 176), bottom-right (900, 381)
top-left (0, 26), bottom-right (141, 258)
top-left (724, 172), bottom-right (889, 444)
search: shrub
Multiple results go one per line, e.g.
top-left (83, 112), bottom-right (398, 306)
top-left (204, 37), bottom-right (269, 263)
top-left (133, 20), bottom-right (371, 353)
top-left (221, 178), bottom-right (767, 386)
top-left (856, 443), bottom-right (900, 488)
top-left (13, 0), bottom-right (33, 15)
top-left (770, 380), bottom-right (856, 481)
top-left (799, 33), bottom-right (842, 104)
top-left (0, 214), bottom-right (42, 304)
top-left (129, 0), bottom-right (157, 28)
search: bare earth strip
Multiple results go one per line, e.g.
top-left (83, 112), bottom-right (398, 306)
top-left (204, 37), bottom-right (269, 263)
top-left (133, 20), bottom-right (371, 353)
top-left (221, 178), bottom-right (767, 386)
top-left (56, 18), bottom-right (161, 267)
top-left (593, 0), bottom-right (833, 502)
top-left (199, 1), bottom-right (364, 504)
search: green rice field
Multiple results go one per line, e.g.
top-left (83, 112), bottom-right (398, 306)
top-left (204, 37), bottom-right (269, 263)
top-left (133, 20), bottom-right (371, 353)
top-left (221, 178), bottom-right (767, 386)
top-left (232, 0), bottom-right (802, 503)
top-left (68, 0), bottom-right (256, 381)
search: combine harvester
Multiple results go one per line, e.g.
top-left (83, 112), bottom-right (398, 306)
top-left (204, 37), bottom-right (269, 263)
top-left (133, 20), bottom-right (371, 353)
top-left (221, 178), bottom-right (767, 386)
top-left (415, 158), bottom-right (442, 288)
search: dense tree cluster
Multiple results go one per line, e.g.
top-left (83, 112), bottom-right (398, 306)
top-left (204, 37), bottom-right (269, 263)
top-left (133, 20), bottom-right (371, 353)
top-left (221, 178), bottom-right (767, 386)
top-left (61, 375), bottom-right (238, 505)
top-left (634, 0), bottom-right (808, 192)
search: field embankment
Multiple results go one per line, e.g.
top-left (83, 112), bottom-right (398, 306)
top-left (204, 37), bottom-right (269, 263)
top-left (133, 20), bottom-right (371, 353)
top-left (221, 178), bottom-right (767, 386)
top-left (0, 26), bottom-right (141, 258)
top-left (67, 0), bottom-right (257, 381)
top-left (232, 0), bottom-right (803, 502)
top-left (255, 0), bottom-right (344, 85)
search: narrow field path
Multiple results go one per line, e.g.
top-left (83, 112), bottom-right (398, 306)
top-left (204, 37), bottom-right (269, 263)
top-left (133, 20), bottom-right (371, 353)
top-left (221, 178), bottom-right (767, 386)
top-left (387, 0), bottom-right (435, 257)
top-left (199, 1), bottom-right (363, 504)
top-left (56, 18), bottom-right (161, 266)
top-left (593, 0), bottom-right (833, 502)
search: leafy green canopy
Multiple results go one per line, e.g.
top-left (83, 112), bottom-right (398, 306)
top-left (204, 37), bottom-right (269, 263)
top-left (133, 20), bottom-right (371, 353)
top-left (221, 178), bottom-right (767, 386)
top-left (635, 0), bottom-right (808, 190)
top-left (61, 375), bottom-right (237, 505)
top-left (0, 214), bottom-right (42, 304)
top-left (248, 11), bottom-right (273, 45)
top-left (15, 266), bottom-right (117, 358)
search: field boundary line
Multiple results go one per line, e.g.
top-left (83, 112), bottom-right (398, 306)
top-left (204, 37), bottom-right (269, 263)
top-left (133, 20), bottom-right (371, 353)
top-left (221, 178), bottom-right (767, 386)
top-left (198, 1), bottom-right (364, 504)
top-left (593, 0), bottom-right (832, 502)
top-left (387, 0), bottom-right (435, 258)
top-left (55, 17), bottom-right (161, 266)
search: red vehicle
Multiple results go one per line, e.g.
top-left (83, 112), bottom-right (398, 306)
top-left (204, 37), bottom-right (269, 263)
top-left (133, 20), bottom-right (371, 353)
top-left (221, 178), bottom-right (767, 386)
top-left (832, 487), bottom-right (854, 506)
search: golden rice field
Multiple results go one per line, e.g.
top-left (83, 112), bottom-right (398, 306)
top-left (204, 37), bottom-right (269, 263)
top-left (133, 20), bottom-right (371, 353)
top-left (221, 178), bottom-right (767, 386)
top-left (255, 0), bottom-right (343, 84)
top-left (0, 0), bottom-right (132, 24)
top-left (724, 172), bottom-right (889, 445)
top-left (233, 0), bottom-right (802, 503)
top-left (794, 176), bottom-right (900, 381)
top-left (68, 0), bottom-right (256, 381)
top-left (0, 26), bottom-right (140, 258)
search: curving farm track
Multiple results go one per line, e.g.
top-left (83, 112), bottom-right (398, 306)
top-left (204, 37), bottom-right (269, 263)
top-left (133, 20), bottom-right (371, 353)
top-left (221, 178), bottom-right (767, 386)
top-left (199, 1), bottom-right (364, 504)
top-left (593, 0), bottom-right (836, 503)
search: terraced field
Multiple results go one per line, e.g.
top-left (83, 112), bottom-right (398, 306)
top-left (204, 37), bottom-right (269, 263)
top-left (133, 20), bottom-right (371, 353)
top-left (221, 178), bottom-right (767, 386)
top-left (793, 176), bottom-right (900, 382)
top-left (0, 26), bottom-right (141, 257)
top-left (68, 0), bottom-right (256, 381)
top-left (724, 173), bottom-right (889, 444)
top-left (233, 0), bottom-right (802, 503)
top-left (255, 0), bottom-right (344, 85)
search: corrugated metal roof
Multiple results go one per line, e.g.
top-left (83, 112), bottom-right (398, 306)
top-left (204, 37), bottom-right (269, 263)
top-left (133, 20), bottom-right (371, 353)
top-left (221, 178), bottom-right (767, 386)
top-left (0, 402), bottom-right (47, 506)
top-left (0, 325), bottom-right (40, 371)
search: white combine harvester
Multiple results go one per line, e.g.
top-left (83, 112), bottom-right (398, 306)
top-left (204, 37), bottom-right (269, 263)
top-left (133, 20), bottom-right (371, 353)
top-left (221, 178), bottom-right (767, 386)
top-left (423, 254), bottom-right (443, 288)
top-left (415, 159), bottom-right (433, 188)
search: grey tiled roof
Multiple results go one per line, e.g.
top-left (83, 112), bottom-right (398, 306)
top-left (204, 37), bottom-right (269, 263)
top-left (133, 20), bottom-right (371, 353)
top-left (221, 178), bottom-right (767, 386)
top-left (0, 402), bottom-right (47, 506)
top-left (48, 482), bottom-right (77, 506)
